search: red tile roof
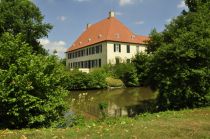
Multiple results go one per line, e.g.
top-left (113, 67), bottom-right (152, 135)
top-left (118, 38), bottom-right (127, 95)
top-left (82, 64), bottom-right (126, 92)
top-left (67, 16), bottom-right (149, 52)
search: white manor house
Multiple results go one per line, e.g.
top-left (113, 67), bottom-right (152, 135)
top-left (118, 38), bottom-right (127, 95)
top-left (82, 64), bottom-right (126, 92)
top-left (66, 11), bottom-right (148, 72)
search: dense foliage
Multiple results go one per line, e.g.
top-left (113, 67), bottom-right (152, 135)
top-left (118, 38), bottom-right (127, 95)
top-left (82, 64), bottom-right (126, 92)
top-left (133, 0), bottom-right (210, 110)
top-left (65, 62), bottom-right (139, 90)
top-left (65, 69), bottom-right (108, 90)
top-left (132, 53), bottom-right (150, 86)
top-left (104, 63), bottom-right (139, 87)
top-left (0, 0), bottom-right (52, 54)
top-left (0, 33), bottom-right (68, 129)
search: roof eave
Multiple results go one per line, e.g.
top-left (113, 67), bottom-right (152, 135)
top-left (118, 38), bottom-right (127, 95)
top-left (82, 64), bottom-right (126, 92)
top-left (66, 40), bottom-right (147, 52)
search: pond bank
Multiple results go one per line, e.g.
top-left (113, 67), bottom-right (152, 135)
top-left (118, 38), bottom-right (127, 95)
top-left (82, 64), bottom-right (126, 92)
top-left (1, 107), bottom-right (210, 139)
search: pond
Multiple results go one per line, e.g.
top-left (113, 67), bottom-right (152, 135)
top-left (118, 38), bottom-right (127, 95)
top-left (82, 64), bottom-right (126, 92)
top-left (67, 87), bottom-right (157, 119)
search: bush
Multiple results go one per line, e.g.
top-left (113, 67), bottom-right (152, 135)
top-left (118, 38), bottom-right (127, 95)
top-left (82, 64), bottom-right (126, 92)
top-left (88, 68), bottom-right (108, 89)
top-left (103, 63), bottom-right (139, 87)
top-left (0, 33), bottom-right (68, 129)
top-left (66, 68), bottom-right (108, 90)
top-left (66, 69), bottom-right (90, 90)
top-left (105, 77), bottom-right (124, 88)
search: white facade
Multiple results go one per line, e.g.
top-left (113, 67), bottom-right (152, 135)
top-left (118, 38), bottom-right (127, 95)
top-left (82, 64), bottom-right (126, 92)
top-left (66, 41), bottom-right (146, 72)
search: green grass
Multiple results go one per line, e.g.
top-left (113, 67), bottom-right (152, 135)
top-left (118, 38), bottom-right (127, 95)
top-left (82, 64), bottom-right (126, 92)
top-left (1, 107), bottom-right (210, 139)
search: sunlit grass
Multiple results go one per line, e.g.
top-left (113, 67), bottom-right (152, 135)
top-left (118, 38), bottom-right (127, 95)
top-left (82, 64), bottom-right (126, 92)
top-left (1, 107), bottom-right (210, 139)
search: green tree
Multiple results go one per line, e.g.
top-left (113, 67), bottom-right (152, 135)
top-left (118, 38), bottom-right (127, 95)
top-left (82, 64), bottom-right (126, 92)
top-left (0, 33), bottom-right (68, 129)
top-left (0, 0), bottom-right (52, 54)
top-left (149, 1), bottom-right (210, 110)
top-left (105, 63), bottom-right (139, 87)
top-left (185, 0), bottom-right (208, 12)
top-left (132, 53), bottom-right (152, 86)
top-left (146, 29), bottom-right (163, 54)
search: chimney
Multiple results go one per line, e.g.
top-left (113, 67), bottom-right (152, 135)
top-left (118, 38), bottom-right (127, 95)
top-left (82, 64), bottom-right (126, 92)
top-left (109, 11), bottom-right (115, 18)
top-left (86, 23), bottom-right (91, 29)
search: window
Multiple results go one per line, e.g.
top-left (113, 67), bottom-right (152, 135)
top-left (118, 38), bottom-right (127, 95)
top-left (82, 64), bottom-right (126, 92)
top-left (81, 50), bottom-right (83, 57)
top-left (88, 60), bottom-right (91, 68)
top-left (75, 52), bottom-right (78, 58)
top-left (95, 45), bottom-right (102, 53)
top-left (99, 45), bottom-right (102, 53)
top-left (86, 48), bottom-right (89, 55)
top-left (89, 47), bottom-right (92, 55)
top-left (81, 61), bottom-right (83, 68)
top-left (114, 44), bottom-right (121, 52)
top-left (99, 59), bottom-right (101, 67)
top-left (115, 58), bottom-right (120, 64)
top-left (127, 45), bottom-right (130, 53)
top-left (77, 51), bottom-right (79, 57)
top-left (95, 59), bottom-right (98, 67)
top-left (92, 60), bottom-right (95, 67)
top-left (92, 47), bottom-right (95, 54)
top-left (96, 45), bottom-right (99, 53)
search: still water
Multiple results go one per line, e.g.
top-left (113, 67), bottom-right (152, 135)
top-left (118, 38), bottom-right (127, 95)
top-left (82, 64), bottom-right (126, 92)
top-left (68, 87), bottom-right (157, 118)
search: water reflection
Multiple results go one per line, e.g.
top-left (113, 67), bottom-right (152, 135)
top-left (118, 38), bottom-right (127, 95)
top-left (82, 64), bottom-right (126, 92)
top-left (68, 87), bottom-right (157, 118)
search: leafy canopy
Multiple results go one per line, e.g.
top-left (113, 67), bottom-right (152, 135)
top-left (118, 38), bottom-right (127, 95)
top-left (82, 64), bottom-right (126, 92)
top-left (0, 33), bottom-right (68, 129)
top-left (0, 0), bottom-right (52, 54)
top-left (134, 0), bottom-right (210, 110)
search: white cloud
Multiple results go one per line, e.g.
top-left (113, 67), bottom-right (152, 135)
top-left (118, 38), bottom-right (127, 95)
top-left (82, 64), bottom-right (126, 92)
top-left (57, 16), bottom-right (67, 22)
top-left (134, 20), bottom-right (144, 25)
top-left (119, 0), bottom-right (143, 6)
top-left (177, 1), bottom-right (187, 8)
top-left (39, 38), bottom-right (67, 58)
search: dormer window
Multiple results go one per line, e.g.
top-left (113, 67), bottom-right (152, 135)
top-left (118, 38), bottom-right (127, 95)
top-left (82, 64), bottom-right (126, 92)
top-left (115, 33), bottom-right (120, 39)
top-left (98, 34), bottom-right (102, 38)
top-left (131, 35), bottom-right (135, 39)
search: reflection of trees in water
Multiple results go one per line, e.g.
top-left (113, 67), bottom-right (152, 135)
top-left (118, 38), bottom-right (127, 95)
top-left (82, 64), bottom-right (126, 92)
top-left (70, 88), bottom-right (157, 117)
top-left (125, 99), bottom-right (157, 117)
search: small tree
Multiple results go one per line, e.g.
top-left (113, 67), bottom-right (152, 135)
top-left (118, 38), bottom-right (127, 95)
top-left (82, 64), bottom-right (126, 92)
top-left (0, 33), bottom-right (68, 129)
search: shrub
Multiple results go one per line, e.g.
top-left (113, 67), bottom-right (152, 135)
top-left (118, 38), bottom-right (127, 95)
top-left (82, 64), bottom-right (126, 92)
top-left (0, 33), bottom-right (68, 129)
top-left (66, 68), bottom-right (108, 90)
top-left (105, 77), bottom-right (124, 88)
top-left (66, 69), bottom-right (90, 90)
top-left (104, 63), bottom-right (139, 87)
top-left (88, 68), bottom-right (108, 89)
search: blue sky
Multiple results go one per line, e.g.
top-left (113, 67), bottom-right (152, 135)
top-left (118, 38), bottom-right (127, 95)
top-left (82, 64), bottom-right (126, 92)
top-left (33, 0), bottom-right (187, 58)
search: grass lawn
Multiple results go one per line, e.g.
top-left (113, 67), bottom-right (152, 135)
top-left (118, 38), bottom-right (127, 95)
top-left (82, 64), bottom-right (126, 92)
top-left (1, 107), bottom-right (210, 139)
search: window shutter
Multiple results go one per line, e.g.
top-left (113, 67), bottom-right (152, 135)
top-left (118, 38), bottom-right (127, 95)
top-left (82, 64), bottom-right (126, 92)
top-left (119, 44), bottom-right (121, 52)
top-left (114, 44), bottom-right (116, 52)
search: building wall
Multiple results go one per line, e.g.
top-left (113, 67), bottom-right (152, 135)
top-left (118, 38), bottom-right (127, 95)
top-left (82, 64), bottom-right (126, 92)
top-left (66, 41), bottom-right (146, 72)
top-left (106, 42), bottom-right (146, 64)
top-left (66, 42), bottom-right (107, 71)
